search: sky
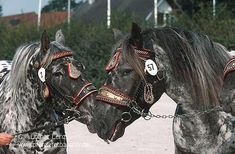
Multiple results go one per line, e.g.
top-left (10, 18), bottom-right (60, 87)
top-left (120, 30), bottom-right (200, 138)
top-left (0, 0), bottom-right (50, 16)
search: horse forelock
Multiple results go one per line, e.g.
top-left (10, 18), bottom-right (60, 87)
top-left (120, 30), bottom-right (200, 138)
top-left (149, 27), bottom-right (230, 107)
top-left (122, 38), bottom-right (146, 81)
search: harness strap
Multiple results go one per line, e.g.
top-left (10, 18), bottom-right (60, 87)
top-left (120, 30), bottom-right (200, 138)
top-left (47, 80), bottom-right (97, 108)
top-left (73, 82), bottom-right (98, 106)
top-left (223, 57), bottom-right (235, 79)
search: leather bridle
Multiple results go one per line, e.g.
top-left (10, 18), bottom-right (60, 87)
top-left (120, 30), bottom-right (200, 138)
top-left (40, 50), bottom-right (97, 108)
top-left (13, 50), bottom-right (97, 136)
top-left (96, 46), bottom-right (164, 122)
top-left (96, 47), bottom-right (152, 107)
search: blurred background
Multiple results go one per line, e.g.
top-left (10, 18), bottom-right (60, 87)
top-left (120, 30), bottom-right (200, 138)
top-left (0, 0), bottom-right (235, 86)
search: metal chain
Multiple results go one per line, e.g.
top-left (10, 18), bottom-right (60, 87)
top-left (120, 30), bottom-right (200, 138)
top-left (129, 103), bottom-right (223, 121)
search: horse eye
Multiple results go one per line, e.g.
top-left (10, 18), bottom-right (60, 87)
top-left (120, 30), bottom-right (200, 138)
top-left (123, 69), bottom-right (133, 76)
top-left (53, 71), bottom-right (63, 76)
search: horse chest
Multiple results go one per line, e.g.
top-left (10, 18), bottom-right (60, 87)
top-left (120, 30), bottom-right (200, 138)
top-left (173, 113), bottom-right (233, 154)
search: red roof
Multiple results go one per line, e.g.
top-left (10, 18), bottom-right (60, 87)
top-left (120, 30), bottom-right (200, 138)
top-left (1, 12), bottom-right (37, 26)
top-left (0, 11), bottom-right (67, 27)
top-left (41, 11), bottom-right (68, 27)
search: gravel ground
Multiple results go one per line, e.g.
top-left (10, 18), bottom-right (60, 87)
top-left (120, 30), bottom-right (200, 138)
top-left (65, 93), bottom-right (177, 154)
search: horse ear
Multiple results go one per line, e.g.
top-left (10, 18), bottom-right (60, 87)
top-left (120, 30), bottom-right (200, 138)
top-left (41, 30), bottom-right (50, 53)
top-left (112, 28), bottom-right (124, 41)
top-left (130, 23), bottom-right (143, 49)
top-left (55, 29), bottom-right (65, 45)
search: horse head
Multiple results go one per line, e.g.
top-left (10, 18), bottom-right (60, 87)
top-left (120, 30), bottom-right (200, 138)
top-left (93, 23), bottom-right (166, 141)
top-left (34, 30), bottom-right (98, 132)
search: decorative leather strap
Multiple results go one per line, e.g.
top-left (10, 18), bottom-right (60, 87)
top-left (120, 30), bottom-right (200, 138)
top-left (223, 57), bottom-right (235, 79)
top-left (52, 51), bottom-right (73, 61)
top-left (73, 82), bottom-right (98, 107)
top-left (96, 85), bottom-right (132, 107)
top-left (105, 47), bottom-right (151, 72)
top-left (40, 51), bottom-right (73, 67)
top-left (134, 47), bottom-right (151, 59)
top-left (105, 49), bottom-right (121, 72)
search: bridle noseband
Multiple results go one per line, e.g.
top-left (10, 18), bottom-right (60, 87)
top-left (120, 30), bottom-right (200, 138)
top-left (96, 85), bottom-right (133, 107)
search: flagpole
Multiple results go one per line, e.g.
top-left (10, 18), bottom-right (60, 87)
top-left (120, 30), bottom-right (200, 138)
top-left (68, 0), bottom-right (71, 28)
top-left (37, 0), bottom-right (42, 30)
top-left (107, 0), bottom-right (111, 29)
top-left (154, 0), bottom-right (158, 28)
top-left (213, 0), bottom-right (216, 16)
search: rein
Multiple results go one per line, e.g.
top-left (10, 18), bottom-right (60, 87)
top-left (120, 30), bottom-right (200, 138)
top-left (13, 115), bottom-right (77, 136)
top-left (13, 50), bottom-right (97, 136)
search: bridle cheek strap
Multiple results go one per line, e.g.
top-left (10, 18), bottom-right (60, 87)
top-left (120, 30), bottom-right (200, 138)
top-left (96, 85), bottom-right (133, 107)
top-left (73, 82), bottom-right (98, 107)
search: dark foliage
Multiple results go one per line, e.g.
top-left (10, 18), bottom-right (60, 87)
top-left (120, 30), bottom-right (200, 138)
top-left (42, 0), bottom-right (80, 13)
top-left (0, 7), bottom-right (235, 87)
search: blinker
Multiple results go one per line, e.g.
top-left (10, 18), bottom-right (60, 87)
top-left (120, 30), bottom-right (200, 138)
top-left (68, 63), bottom-right (81, 79)
top-left (105, 50), bottom-right (121, 72)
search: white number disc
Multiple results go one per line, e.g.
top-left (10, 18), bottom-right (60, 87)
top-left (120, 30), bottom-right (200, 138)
top-left (38, 67), bottom-right (46, 82)
top-left (145, 59), bottom-right (158, 76)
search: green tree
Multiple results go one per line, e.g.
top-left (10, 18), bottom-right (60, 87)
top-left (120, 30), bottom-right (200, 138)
top-left (42, 0), bottom-right (79, 12)
top-left (176, 0), bottom-right (235, 17)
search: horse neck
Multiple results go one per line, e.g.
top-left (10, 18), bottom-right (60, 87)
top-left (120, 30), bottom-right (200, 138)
top-left (161, 61), bottom-right (222, 112)
top-left (155, 49), bottom-right (225, 111)
top-left (168, 76), bottom-right (233, 153)
top-left (0, 76), bottom-right (44, 133)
